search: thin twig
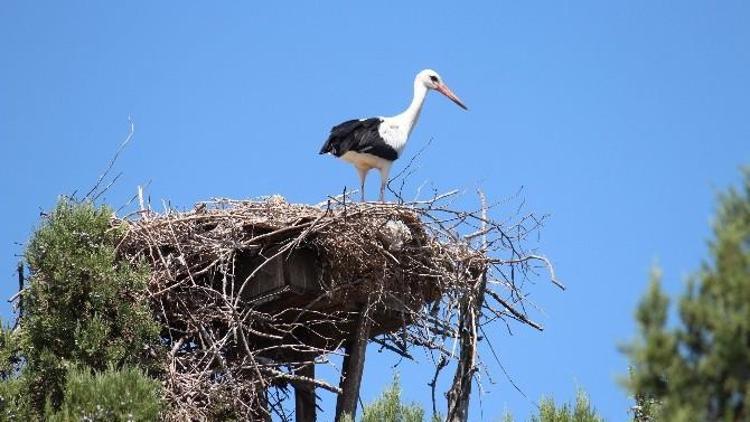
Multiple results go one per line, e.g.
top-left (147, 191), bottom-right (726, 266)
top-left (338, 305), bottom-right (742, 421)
top-left (85, 116), bottom-right (135, 200)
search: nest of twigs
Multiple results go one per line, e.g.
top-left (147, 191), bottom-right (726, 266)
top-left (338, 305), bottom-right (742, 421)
top-left (116, 192), bottom-right (558, 420)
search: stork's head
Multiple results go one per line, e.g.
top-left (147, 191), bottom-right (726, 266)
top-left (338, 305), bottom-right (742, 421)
top-left (417, 69), bottom-right (468, 110)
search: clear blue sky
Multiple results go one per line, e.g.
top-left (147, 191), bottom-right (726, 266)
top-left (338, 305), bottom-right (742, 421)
top-left (1, 2), bottom-right (748, 420)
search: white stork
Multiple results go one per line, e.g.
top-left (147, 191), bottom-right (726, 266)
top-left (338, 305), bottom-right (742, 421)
top-left (319, 69), bottom-right (467, 202)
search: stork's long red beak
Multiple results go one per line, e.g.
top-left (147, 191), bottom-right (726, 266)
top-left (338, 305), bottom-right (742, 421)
top-left (436, 83), bottom-right (468, 110)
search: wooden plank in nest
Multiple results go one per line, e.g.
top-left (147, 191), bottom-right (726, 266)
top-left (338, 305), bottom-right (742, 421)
top-left (243, 249), bottom-right (321, 302)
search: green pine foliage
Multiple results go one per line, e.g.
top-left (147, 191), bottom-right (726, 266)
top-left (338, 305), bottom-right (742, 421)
top-left (502, 390), bottom-right (604, 422)
top-left (0, 324), bottom-right (27, 421)
top-left (0, 199), bottom-right (162, 418)
top-left (341, 375), bottom-right (426, 422)
top-left (46, 366), bottom-right (162, 422)
top-left (360, 376), bottom-right (424, 422)
top-left (532, 391), bottom-right (604, 422)
top-left (624, 169), bottom-right (750, 421)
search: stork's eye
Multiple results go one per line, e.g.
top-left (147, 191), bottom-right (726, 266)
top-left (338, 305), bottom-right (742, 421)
top-left (429, 75), bottom-right (439, 83)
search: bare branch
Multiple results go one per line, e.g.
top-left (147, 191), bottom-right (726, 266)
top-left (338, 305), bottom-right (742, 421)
top-left (85, 116), bottom-right (135, 200)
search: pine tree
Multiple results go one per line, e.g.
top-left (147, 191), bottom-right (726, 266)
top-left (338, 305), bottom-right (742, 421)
top-left (0, 199), bottom-right (162, 419)
top-left (46, 366), bottom-right (161, 422)
top-left (340, 375), bottom-right (426, 422)
top-left (501, 390), bottom-right (603, 422)
top-left (624, 169), bottom-right (750, 421)
top-left (531, 391), bottom-right (604, 422)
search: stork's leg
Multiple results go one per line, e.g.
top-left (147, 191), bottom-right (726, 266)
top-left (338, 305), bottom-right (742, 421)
top-left (378, 165), bottom-right (391, 203)
top-left (356, 167), bottom-right (368, 202)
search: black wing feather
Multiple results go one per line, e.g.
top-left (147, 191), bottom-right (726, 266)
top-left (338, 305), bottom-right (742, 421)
top-left (319, 118), bottom-right (398, 161)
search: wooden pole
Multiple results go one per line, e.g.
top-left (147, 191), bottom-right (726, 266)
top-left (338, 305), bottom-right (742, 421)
top-left (446, 192), bottom-right (490, 422)
top-left (13, 263), bottom-right (23, 330)
top-left (16, 262), bottom-right (23, 316)
top-left (250, 387), bottom-right (272, 422)
top-left (445, 285), bottom-right (479, 422)
top-left (294, 363), bottom-right (316, 422)
top-left (335, 301), bottom-right (373, 421)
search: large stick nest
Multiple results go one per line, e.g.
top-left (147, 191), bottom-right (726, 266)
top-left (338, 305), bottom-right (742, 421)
top-left (116, 192), bottom-right (558, 420)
